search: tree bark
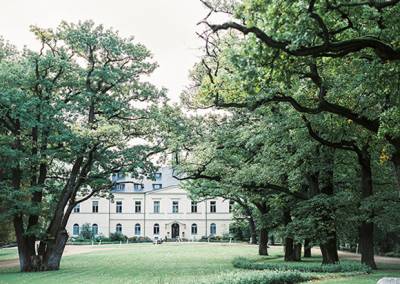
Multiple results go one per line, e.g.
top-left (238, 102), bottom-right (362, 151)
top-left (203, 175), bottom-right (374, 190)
top-left (320, 235), bottom-right (339, 264)
top-left (258, 227), bottom-right (269, 255)
top-left (304, 238), bottom-right (312, 257)
top-left (249, 217), bottom-right (258, 245)
top-left (358, 148), bottom-right (377, 269)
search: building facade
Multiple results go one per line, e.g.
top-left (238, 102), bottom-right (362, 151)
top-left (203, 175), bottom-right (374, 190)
top-left (67, 167), bottom-right (233, 240)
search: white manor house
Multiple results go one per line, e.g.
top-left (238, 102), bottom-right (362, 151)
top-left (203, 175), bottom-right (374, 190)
top-left (67, 167), bottom-right (233, 240)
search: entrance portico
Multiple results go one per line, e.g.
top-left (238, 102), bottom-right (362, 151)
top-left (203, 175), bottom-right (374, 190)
top-left (165, 221), bottom-right (186, 239)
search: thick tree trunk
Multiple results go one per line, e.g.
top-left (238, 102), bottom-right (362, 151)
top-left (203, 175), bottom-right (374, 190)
top-left (320, 235), bottom-right (339, 264)
top-left (284, 236), bottom-right (294, 261)
top-left (304, 238), bottom-right (312, 257)
top-left (359, 222), bottom-right (377, 269)
top-left (258, 227), bottom-right (269, 255)
top-left (293, 243), bottom-right (302, 261)
top-left (42, 230), bottom-right (69, 270)
top-left (15, 226), bottom-right (69, 272)
top-left (358, 148), bottom-right (377, 269)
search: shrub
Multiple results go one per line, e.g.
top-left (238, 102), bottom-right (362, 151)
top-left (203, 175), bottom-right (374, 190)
top-left (201, 270), bottom-right (314, 284)
top-left (110, 232), bottom-right (127, 242)
top-left (80, 223), bottom-right (93, 240)
top-left (232, 257), bottom-right (371, 274)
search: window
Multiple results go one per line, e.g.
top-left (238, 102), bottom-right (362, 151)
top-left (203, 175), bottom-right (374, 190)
top-left (152, 183), bottom-right (162, 190)
top-left (191, 201), bottom-right (197, 213)
top-left (210, 223), bottom-right (216, 235)
top-left (113, 183), bottom-right (125, 192)
top-left (135, 224), bottom-right (141, 236)
top-left (210, 201), bottom-right (216, 213)
top-left (153, 201), bottom-right (160, 213)
top-left (134, 183), bottom-right (144, 191)
top-left (92, 224), bottom-right (98, 235)
top-left (92, 201), bottom-right (98, 213)
top-left (73, 224), bottom-right (79, 235)
top-left (117, 172), bottom-right (125, 179)
top-left (73, 204), bottom-right (80, 213)
top-left (116, 223), bottom-right (122, 233)
top-left (153, 223), bottom-right (160, 235)
top-left (154, 172), bottom-right (162, 181)
top-left (191, 223), bottom-right (197, 235)
top-left (229, 201), bottom-right (235, 213)
top-left (116, 201), bottom-right (122, 213)
top-left (172, 201), bottom-right (179, 213)
top-left (135, 201), bottom-right (141, 213)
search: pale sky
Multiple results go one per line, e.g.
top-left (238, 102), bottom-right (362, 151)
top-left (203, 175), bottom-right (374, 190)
top-left (0, 0), bottom-right (211, 102)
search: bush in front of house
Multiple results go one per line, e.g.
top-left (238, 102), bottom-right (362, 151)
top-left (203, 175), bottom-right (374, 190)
top-left (201, 270), bottom-right (314, 284)
top-left (232, 257), bottom-right (371, 273)
top-left (127, 236), bottom-right (152, 243)
top-left (110, 232), bottom-right (127, 242)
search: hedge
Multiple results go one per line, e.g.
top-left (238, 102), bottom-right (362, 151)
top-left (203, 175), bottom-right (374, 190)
top-left (202, 271), bottom-right (314, 284)
top-left (232, 257), bottom-right (371, 273)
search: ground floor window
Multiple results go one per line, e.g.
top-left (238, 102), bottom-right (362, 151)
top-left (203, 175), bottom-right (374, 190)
top-left (210, 223), bottom-right (216, 236)
top-left (73, 224), bottom-right (79, 235)
top-left (153, 223), bottom-right (160, 235)
top-left (135, 223), bottom-right (141, 236)
top-left (191, 223), bottom-right (197, 235)
top-left (92, 224), bottom-right (98, 235)
top-left (116, 223), bottom-right (122, 233)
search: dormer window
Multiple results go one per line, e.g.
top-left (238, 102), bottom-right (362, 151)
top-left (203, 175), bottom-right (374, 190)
top-left (152, 184), bottom-right (162, 190)
top-left (134, 183), bottom-right (144, 191)
top-left (113, 183), bottom-right (125, 192)
top-left (154, 172), bottom-right (162, 181)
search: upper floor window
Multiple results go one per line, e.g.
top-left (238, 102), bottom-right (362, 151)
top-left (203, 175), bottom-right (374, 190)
top-left (154, 172), bottom-right (162, 181)
top-left (92, 201), bottom-right (98, 213)
top-left (135, 223), bottom-right (141, 236)
top-left (134, 183), bottom-right (144, 191)
top-left (135, 201), bottom-right (141, 213)
top-left (92, 224), bottom-right (98, 235)
top-left (210, 223), bottom-right (216, 236)
top-left (113, 183), bottom-right (125, 192)
top-left (73, 204), bottom-right (80, 213)
top-left (73, 224), bottom-right (79, 235)
top-left (172, 201), bottom-right (179, 213)
top-left (152, 184), bottom-right (162, 190)
top-left (117, 172), bottom-right (125, 179)
top-left (116, 223), bottom-right (122, 233)
top-left (153, 223), bottom-right (160, 235)
top-left (210, 201), bottom-right (216, 213)
top-left (153, 201), bottom-right (160, 213)
top-left (229, 201), bottom-right (235, 213)
top-left (191, 201), bottom-right (197, 213)
top-left (191, 223), bottom-right (197, 235)
top-left (116, 201), bottom-right (122, 213)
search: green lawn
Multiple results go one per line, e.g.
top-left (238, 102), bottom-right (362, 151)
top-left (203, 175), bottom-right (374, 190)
top-left (0, 249), bottom-right (17, 262)
top-left (0, 243), bottom-right (398, 284)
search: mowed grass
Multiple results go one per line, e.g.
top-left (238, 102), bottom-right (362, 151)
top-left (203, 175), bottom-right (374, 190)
top-left (0, 249), bottom-right (17, 262)
top-left (0, 243), bottom-right (399, 284)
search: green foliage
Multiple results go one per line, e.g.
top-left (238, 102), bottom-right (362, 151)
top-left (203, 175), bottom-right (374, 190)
top-left (202, 270), bottom-right (315, 284)
top-left (109, 232), bottom-right (127, 242)
top-left (79, 223), bottom-right (93, 240)
top-left (232, 258), bottom-right (372, 274)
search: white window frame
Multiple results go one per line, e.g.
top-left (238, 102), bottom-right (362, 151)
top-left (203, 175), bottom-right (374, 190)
top-left (210, 201), bottom-right (216, 213)
top-left (92, 201), bottom-right (98, 213)
top-left (172, 201), bottom-right (179, 213)
top-left (153, 223), bottom-right (160, 235)
top-left (135, 201), bottom-right (141, 213)
top-left (153, 201), bottom-right (160, 213)
top-left (116, 201), bottom-right (123, 213)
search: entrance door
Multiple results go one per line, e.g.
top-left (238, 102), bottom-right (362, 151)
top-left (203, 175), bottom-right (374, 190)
top-left (171, 223), bottom-right (180, 239)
